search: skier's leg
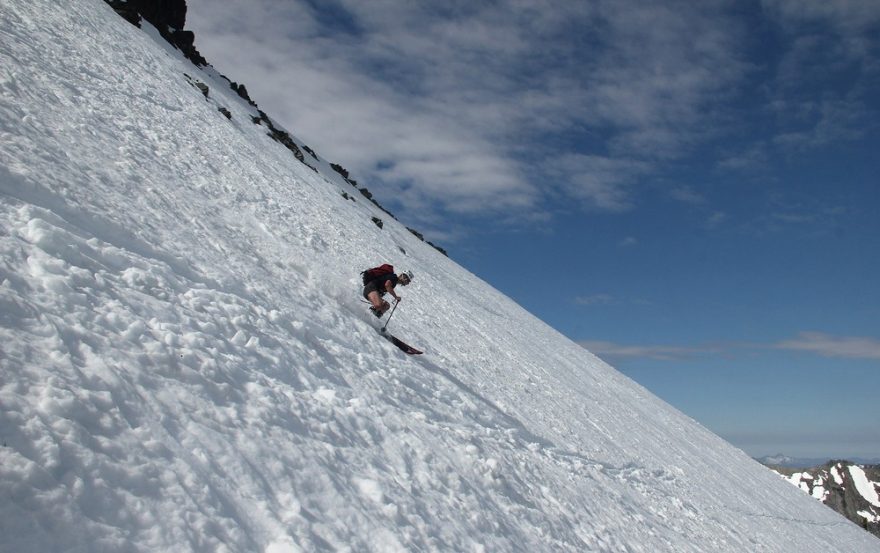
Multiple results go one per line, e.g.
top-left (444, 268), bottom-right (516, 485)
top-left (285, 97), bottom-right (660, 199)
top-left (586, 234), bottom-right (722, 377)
top-left (366, 290), bottom-right (384, 309)
top-left (366, 291), bottom-right (389, 316)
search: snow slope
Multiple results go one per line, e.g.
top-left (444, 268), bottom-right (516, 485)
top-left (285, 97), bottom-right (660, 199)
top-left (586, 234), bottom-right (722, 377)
top-left (1, 0), bottom-right (878, 551)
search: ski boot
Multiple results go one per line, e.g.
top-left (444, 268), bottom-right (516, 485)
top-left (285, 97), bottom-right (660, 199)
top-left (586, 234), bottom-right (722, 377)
top-left (370, 300), bottom-right (390, 318)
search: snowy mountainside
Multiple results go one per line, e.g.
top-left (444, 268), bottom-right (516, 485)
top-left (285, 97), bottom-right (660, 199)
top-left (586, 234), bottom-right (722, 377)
top-left (771, 461), bottom-right (880, 538)
top-left (1, 0), bottom-right (879, 551)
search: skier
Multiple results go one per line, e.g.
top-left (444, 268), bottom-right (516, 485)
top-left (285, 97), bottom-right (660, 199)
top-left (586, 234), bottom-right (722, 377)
top-left (362, 265), bottom-right (413, 318)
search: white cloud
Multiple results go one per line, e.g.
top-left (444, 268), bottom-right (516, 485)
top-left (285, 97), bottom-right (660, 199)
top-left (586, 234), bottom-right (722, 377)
top-left (182, 0), bottom-right (878, 238)
top-left (742, 201), bottom-right (848, 235)
top-left (544, 154), bottom-right (649, 212)
top-left (669, 186), bottom-right (706, 205)
top-left (579, 340), bottom-right (715, 361)
top-left (578, 331), bottom-right (880, 364)
top-left (185, 0), bottom-right (752, 225)
top-left (775, 332), bottom-right (880, 360)
top-left (717, 144), bottom-right (770, 172)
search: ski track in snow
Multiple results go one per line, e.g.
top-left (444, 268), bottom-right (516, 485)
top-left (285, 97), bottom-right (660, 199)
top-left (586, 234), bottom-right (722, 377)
top-left (1, 0), bottom-right (879, 552)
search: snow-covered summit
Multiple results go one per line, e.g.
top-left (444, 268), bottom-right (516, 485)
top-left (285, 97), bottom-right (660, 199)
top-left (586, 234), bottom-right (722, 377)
top-left (758, 454), bottom-right (798, 467)
top-left (1, 0), bottom-right (878, 551)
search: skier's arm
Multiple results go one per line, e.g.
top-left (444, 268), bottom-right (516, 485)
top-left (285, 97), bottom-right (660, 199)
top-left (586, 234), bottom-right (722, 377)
top-left (385, 279), bottom-right (401, 301)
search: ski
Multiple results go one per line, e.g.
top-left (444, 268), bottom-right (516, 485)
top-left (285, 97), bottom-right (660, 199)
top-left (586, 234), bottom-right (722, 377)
top-left (363, 297), bottom-right (421, 354)
top-left (382, 331), bottom-right (423, 355)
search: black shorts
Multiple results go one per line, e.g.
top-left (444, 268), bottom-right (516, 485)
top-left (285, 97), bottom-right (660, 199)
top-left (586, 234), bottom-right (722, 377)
top-left (363, 281), bottom-right (382, 299)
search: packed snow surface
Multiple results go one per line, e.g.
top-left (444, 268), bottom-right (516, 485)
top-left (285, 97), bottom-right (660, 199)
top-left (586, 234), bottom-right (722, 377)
top-left (2, 0), bottom-right (879, 551)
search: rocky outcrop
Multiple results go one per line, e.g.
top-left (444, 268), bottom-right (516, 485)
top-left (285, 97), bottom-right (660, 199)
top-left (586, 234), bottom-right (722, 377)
top-left (105, 0), bottom-right (207, 66)
top-left (769, 461), bottom-right (880, 538)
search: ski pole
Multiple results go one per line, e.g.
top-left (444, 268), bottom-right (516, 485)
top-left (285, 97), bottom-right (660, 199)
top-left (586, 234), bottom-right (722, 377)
top-left (381, 300), bottom-right (399, 333)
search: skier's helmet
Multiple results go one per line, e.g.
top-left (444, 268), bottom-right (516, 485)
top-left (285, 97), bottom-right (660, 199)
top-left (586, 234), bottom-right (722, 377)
top-left (400, 270), bottom-right (414, 285)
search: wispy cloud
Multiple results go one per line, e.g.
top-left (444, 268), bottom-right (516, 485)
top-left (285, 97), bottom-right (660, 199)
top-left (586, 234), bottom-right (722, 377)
top-left (580, 332), bottom-right (880, 364)
top-left (545, 154), bottom-right (648, 212)
top-left (774, 332), bottom-right (880, 360)
top-left (762, 0), bottom-right (880, 35)
top-left (579, 340), bottom-right (718, 361)
top-left (760, 0), bottom-right (880, 151)
top-left (668, 186), bottom-right (707, 206)
top-left (184, 0), bottom-right (878, 237)
top-left (574, 294), bottom-right (614, 306)
top-left (705, 211), bottom-right (728, 229)
top-left (743, 200), bottom-right (848, 235)
top-left (185, 0), bottom-right (751, 227)
top-left (717, 143), bottom-right (770, 172)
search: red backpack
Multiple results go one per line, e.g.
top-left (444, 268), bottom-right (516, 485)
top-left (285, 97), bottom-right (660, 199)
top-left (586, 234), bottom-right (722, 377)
top-left (361, 264), bottom-right (394, 285)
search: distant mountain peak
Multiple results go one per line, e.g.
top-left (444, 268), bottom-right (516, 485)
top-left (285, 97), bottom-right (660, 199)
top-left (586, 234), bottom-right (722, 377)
top-left (767, 460), bottom-right (880, 538)
top-left (758, 453), bottom-right (796, 466)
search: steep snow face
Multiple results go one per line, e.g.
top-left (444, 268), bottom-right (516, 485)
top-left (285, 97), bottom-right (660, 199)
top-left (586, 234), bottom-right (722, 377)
top-left (1, 0), bottom-right (878, 551)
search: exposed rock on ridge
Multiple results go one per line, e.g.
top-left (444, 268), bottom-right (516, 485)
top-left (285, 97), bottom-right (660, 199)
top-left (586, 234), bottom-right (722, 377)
top-left (105, 0), bottom-right (207, 66)
top-left (768, 460), bottom-right (880, 538)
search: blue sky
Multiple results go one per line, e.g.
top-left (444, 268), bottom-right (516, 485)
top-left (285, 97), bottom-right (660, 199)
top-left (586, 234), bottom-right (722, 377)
top-left (185, 0), bottom-right (879, 459)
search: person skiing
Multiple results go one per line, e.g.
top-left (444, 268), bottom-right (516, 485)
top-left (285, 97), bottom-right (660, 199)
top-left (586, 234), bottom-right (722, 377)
top-left (362, 265), bottom-right (413, 317)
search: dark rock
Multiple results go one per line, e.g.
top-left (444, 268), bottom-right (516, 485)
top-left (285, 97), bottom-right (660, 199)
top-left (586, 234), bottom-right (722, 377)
top-left (103, 0), bottom-right (207, 66)
top-left (371, 217), bottom-right (383, 229)
top-left (428, 242), bottom-right (448, 256)
top-left (769, 461), bottom-right (880, 539)
top-left (106, 0), bottom-right (141, 26)
top-left (126, 0), bottom-right (187, 31)
top-left (230, 82), bottom-right (257, 106)
top-left (251, 110), bottom-right (317, 171)
top-left (330, 163), bottom-right (350, 180)
top-left (218, 107), bottom-right (232, 119)
top-left (329, 163), bottom-right (361, 187)
top-left (183, 73), bottom-right (208, 97)
top-left (170, 29), bottom-right (207, 66)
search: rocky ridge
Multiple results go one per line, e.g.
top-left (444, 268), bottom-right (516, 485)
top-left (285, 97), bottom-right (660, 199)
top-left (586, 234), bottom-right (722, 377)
top-left (766, 460), bottom-right (880, 538)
